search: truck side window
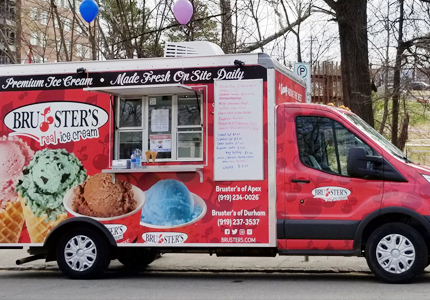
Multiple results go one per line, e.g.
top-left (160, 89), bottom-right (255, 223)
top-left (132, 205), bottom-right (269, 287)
top-left (296, 116), bottom-right (375, 176)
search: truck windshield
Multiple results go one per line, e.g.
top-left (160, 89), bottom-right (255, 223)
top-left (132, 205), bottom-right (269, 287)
top-left (342, 113), bottom-right (409, 162)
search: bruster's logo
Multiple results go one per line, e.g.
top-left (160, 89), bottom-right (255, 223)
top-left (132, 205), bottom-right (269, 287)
top-left (105, 224), bottom-right (127, 241)
top-left (312, 186), bottom-right (351, 202)
top-left (142, 232), bottom-right (188, 244)
top-left (4, 102), bottom-right (108, 146)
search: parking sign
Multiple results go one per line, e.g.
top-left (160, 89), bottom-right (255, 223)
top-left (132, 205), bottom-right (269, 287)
top-left (294, 62), bottom-right (311, 103)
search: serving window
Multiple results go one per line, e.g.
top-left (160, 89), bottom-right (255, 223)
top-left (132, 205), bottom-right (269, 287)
top-left (115, 94), bottom-right (203, 162)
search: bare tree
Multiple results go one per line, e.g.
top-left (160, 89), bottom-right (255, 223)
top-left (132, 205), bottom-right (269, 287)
top-left (321, 0), bottom-right (374, 127)
top-left (20, 0), bottom-right (91, 63)
top-left (369, 0), bottom-right (430, 150)
top-left (219, 0), bottom-right (235, 53)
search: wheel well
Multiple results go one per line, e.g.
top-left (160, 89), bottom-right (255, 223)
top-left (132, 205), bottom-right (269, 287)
top-left (359, 213), bottom-right (430, 254)
top-left (44, 219), bottom-right (116, 261)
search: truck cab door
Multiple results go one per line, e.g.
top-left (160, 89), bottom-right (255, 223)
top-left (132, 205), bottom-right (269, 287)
top-left (282, 113), bottom-right (384, 250)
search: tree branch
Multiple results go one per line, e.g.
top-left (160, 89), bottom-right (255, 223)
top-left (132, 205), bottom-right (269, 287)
top-left (111, 13), bottom-right (224, 46)
top-left (322, 0), bottom-right (337, 11)
top-left (239, 13), bottom-right (311, 53)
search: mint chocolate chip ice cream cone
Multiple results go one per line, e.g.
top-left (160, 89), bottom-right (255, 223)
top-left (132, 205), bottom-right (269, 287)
top-left (16, 149), bottom-right (86, 243)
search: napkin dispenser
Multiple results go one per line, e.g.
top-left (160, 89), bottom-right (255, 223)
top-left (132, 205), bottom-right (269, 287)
top-left (112, 159), bottom-right (130, 169)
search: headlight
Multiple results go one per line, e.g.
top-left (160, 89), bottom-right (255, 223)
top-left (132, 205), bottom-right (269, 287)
top-left (422, 174), bottom-right (430, 184)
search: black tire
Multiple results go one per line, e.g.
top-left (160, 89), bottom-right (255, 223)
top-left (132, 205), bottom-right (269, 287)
top-left (56, 227), bottom-right (111, 279)
top-left (365, 222), bottom-right (428, 283)
top-left (116, 248), bottom-right (158, 270)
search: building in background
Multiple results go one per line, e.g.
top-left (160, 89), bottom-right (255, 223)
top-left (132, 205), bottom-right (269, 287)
top-left (0, 0), bottom-right (19, 64)
top-left (0, 0), bottom-right (91, 64)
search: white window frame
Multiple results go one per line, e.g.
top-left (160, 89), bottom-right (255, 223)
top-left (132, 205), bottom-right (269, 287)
top-left (40, 11), bottom-right (48, 25)
top-left (30, 7), bottom-right (38, 21)
top-left (115, 94), bottom-right (203, 162)
top-left (30, 32), bottom-right (38, 46)
top-left (176, 95), bottom-right (203, 161)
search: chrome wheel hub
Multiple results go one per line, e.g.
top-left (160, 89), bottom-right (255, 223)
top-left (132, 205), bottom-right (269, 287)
top-left (64, 235), bottom-right (97, 272)
top-left (376, 234), bottom-right (415, 274)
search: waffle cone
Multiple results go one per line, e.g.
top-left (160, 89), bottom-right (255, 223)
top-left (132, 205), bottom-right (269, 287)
top-left (19, 196), bottom-right (67, 243)
top-left (151, 151), bottom-right (157, 163)
top-left (0, 200), bottom-right (24, 243)
top-left (145, 150), bottom-right (151, 163)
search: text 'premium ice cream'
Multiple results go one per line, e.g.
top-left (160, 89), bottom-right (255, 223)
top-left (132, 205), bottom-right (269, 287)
top-left (72, 173), bottom-right (137, 218)
top-left (16, 148), bottom-right (86, 243)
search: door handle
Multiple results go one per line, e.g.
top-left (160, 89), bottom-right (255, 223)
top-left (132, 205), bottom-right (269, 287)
top-left (291, 179), bottom-right (310, 183)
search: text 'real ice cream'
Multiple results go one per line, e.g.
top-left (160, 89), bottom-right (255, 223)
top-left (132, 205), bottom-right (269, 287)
top-left (141, 179), bottom-right (203, 227)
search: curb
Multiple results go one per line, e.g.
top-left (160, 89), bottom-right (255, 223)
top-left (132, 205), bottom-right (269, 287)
top-left (5, 263), bottom-right (430, 275)
top-left (0, 263), bottom-right (372, 274)
top-left (144, 267), bottom-right (373, 274)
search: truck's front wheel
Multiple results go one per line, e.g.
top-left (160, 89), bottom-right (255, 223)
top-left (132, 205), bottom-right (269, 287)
top-left (56, 228), bottom-right (111, 279)
top-left (365, 223), bottom-right (427, 283)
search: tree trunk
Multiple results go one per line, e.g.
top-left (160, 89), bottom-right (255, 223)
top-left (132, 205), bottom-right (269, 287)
top-left (333, 0), bottom-right (374, 127)
top-left (378, 2), bottom-right (391, 135)
top-left (219, 0), bottom-right (235, 53)
top-left (391, 0), bottom-right (405, 147)
top-left (398, 112), bottom-right (409, 151)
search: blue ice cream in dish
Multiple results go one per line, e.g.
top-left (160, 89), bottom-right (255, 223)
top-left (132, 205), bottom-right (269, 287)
top-left (141, 179), bottom-right (203, 227)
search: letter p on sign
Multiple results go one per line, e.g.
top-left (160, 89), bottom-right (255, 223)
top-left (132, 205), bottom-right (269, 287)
top-left (298, 66), bottom-right (307, 77)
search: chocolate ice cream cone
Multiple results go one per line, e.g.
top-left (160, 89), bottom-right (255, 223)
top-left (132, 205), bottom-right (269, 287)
top-left (0, 201), bottom-right (24, 243)
top-left (19, 196), bottom-right (67, 243)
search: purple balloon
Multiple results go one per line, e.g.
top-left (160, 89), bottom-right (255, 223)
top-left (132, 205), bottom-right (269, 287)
top-left (173, 0), bottom-right (194, 25)
top-left (80, 0), bottom-right (99, 23)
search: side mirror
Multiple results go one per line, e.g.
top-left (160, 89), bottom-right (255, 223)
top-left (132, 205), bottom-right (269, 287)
top-left (347, 147), bottom-right (383, 178)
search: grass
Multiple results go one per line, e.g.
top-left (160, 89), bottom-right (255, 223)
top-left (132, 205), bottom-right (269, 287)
top-left (373, 92), bottom-right (430, 165)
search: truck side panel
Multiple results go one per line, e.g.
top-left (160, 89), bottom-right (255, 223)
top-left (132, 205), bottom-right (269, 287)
top-left (0, 63), bottom-right (274, 248)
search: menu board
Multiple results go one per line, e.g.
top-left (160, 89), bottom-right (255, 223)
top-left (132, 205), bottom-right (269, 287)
top-left (214, 79), bottom-right (263, 181)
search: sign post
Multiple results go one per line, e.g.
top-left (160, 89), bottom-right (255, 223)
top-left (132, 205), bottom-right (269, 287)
top-left (294, 62), bottom-right (311, 103)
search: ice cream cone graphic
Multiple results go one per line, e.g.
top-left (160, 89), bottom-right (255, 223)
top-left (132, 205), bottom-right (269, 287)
top-left (16, 149), bottom-right (87, 243)
top-left (19, 196), bottom-right (66, 243)
top-left (0, 136), bottom-right (34, 243)
top-left (0, 201), bottom-right (25, 243)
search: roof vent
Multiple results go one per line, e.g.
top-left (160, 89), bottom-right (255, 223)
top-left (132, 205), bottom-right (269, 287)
top-left (164, 41), bottom-right (224, 57)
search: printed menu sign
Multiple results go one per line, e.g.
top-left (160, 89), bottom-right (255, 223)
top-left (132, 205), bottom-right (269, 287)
top-left (151, 109), bottom-right (169, 132)
top-left (214, 79), bottom-right (263, 181)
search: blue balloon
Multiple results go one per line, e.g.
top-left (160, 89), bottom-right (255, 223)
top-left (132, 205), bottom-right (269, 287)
top-left (80, 0), bottom-right (99, 23)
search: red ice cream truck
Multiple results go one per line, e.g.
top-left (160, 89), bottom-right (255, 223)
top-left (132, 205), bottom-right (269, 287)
top-left (0, 41), bottom-right (430, 283)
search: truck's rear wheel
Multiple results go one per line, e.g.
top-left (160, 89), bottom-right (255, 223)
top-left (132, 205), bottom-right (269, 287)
top-left (56, 228), bottom-right (111, 279)
top-left (116, 248), bottom-right (158, 270)
top-left (365, 223), bottom-right (427, 283)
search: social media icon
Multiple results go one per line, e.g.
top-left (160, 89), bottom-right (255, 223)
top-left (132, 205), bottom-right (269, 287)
top-left (225, 229), bottom-right (230, 235)
top-left (247, 229), bottom-right (253, 235)
top-left (239, 229), bottom-right (245, 235)
top-left (232, 229), bottom-right (238, 235)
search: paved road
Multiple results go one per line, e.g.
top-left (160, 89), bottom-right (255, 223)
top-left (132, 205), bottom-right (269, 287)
top-left (1, 270), bottom-right (430, 300)
top-left (2, 249), bottom-right (430, 300)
